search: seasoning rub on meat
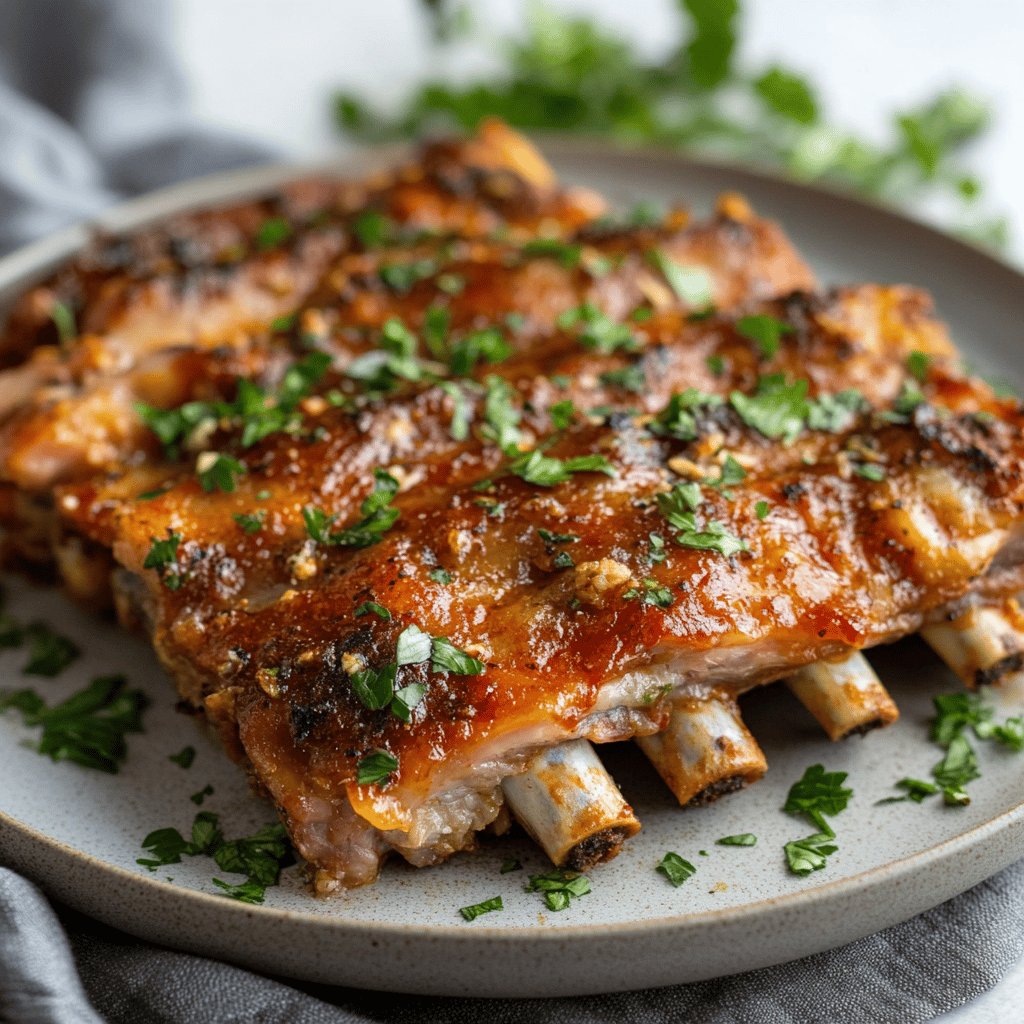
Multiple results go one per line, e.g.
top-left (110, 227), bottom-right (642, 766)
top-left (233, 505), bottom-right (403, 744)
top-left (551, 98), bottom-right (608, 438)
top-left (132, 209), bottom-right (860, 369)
top-left (1, 121), bottom-right (1021, 891)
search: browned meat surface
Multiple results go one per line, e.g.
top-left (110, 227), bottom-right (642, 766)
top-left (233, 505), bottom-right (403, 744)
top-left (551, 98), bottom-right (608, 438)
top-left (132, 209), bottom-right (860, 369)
top-left (1, 121), bottom-right (1020, 892)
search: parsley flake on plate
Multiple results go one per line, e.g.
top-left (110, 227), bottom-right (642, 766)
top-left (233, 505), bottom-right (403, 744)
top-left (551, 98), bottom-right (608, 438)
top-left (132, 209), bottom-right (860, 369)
top-left (1, 675), bottom-right (147, 774)
top-left (459, 896), bottom-right (504, 921)
top-left (656, 852), bottom-right (696, 887)
top-left (526, 869), bottom-right (592, 911)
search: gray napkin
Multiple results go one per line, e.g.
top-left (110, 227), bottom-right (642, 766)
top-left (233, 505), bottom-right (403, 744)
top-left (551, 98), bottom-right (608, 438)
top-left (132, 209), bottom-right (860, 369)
top-left (0, 3), bottom-right (1022, 1023)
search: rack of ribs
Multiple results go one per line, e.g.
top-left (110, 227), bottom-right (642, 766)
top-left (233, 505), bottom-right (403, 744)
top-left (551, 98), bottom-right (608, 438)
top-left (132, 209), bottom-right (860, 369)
top-left (1, 120), bottom-right (1021, 891)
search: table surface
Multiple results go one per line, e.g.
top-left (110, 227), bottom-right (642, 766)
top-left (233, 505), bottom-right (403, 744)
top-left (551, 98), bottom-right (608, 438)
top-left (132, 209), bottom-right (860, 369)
top-left (165, 1), bottom-right (1024, 1016)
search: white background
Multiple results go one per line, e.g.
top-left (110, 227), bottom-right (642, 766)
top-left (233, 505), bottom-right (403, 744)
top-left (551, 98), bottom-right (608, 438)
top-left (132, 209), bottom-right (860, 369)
top-left (171, 2), bottom-right (1023, 1018)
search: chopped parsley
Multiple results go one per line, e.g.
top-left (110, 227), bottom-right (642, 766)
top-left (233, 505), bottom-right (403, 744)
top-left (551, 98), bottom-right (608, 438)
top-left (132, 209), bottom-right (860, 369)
top-left (506, 449), bottom-right (615, 488)
top-left (1, 675), bottom-right (146, 774)
top-left (481, 375), bottom-right (523, 451)
top-left (396, 624), bottom-right (433, 666)
top-left (303, 469), bottom-right (399, 548)
top-left (656, 851), bottom-right (696, 887)
top-left (521, 238), bottom-right (581, 267)
top-left (623, 578), bottom-right (674, 609)
top-left (648, 532), bottom-right (667, 564)
top-left (429, 567), bottom-right (453, 585)
top-left (378, 258), bottom-right (437, 293)
top-left (706, 354), bottom-right (726, 377)
top-left (526, 869), bottom-right (592, 911)
top-left (649, 388), bottom-right (722, 441)
top-left (648, 250), bottom-right (714, 310)
top-left (876, 778), bottom-right (940, 805)
top-left (256, 217), bottom-right (291, 249)
top-left (806, 389), bottom-right (867, 433)
top-left (437, 380), bottom-right (472, 441)
top-left (783, 764), bottom-right (853, 829)
top-left (853, 463), bottom-right (885, 482)
top-left (354, 601), bottom-right (391, 620)
top-left (21, 622), bottom-right (80, 677)
top-left (431, 637), bottom-right (485, 675)
top-left (549, 399), bottom-right (576, 430)
top-left (348, 627), bottom-right (482, 721)
top-left (656, 482), bottom-right (747, 558)
top-left (880, 691), bottom-right (1022, 807)
top-left (730, 375), bottom-right (810, 442)
top-left (50, 300), bottom-right (77, 344)
top-left (537, 529), bottom-right (579, 545)
top-left (351, 209), bottom-right (397, 249)
top-left (143, 532), bottom-right (185, 590)
top-left (448, 327), bottom-right (512, 376)
top-left (736, 314), bottom-right (792, 360)
top-left (907, 350), bottom-right (933, 382)
top-left (233, 511), bottom-right (266, 535)
top-left (345, 318), bottom-right (426, 391)
top-left (197, 452), bottom-right (246, 493)
top-left (782, 764), bottom-right (852, 876)
top-left (169, 746), bottom-right (196, 769)
top-left (139, 812), bottom-right (294, 904)
top-left (598, 364), bottom-right (646, 393)
top-left (557, 303), bottom-right (638, 355)
top-left (500, 857), bottom-right (522, 874)
top-left (706, 454), bottom-right (747, 492)
top-left (356, 749), bottom-right (399, 785)
top-left (784, 832), bottom-right (839, 876)
top-left (136, 351), bottom-right (330, 456)
top-left (755, 500), bottom-right (770, 519)
top-left (191, 784), bottom-right (214, 806)
top-left (459, 896), bottom-right (504, 921)
top-left (717, 833), bottom-right (757, 847)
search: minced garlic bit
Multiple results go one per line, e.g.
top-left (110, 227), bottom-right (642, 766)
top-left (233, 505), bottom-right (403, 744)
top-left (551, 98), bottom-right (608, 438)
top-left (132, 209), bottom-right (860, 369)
top-left (288, 542), bottom-right (319, 581)
top-left (573, 559), bottom-right (633, 605)
top-left (341, 652), bottom-right (367, 676)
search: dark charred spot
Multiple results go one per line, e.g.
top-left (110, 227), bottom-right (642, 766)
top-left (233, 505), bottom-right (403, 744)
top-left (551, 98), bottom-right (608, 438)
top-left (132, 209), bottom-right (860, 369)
top-left (782, 482), bottom-right (807, 502)
top-left (289, 700), bottom-right (333, 743)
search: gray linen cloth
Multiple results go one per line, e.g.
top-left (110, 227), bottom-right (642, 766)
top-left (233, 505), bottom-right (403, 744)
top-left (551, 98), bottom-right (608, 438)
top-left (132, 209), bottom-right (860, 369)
top-left (0, 2), bottom-right (1022, 1022)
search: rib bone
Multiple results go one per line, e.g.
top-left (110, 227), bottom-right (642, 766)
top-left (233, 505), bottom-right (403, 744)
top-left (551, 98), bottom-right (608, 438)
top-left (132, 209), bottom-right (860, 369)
top-left (922, 604), bottom-right (1024, 688)
top-left (636, 693), bottom-right (767, 806)
top-left (501, 739), bottom-right (640, 870)
top-left (787, 652), bottom-right (899, 740)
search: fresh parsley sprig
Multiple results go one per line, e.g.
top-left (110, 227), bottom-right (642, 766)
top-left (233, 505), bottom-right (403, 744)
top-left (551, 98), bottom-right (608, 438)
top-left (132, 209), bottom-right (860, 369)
top-left (338, 0), bottom-right (1008, 250)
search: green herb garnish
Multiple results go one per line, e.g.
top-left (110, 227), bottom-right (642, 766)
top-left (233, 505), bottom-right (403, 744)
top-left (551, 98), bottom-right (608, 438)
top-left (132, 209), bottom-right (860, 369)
top-left (459, 896), bottom-right (504, 921)
top-left (656, 851), bottom-right (696, 887)
top-left (648, 251), bottom-right (713, 310)
top-left (717, 833), bottom-right (757, 846)
top-left (169, 746), bottom-right (196, 769)
top-left (526, 869), bottom-right (592, 911)
top-left (1, 675), bottom-right (146, 773)
top-left (357, 749), bottom-right (399, 785)
top-left (736, 314), bottom-right (792, 359)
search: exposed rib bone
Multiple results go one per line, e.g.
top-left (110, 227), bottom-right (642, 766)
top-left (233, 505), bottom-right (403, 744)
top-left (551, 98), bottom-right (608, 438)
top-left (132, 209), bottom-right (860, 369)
top-left (922, 604), bottom-right (1024, 688)
top-left (787, 652), bottom-right (899, 740)
top-left (636, 693), bottom-right (767, 806)
top-left (501, 739), bottom-right (640, 870)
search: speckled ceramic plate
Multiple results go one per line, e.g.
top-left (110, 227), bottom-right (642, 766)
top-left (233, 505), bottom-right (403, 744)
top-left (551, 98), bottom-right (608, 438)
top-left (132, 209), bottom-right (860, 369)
top-left (1, 143), bottom-right (1023, 997)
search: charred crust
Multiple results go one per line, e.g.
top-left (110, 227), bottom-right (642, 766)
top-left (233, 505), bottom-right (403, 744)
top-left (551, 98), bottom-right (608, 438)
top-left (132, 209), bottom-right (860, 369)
top-left (687, 775), bottom-right (749, 806)
top-left (974, 652), bottom-right (1024, 688)
top-left (563, 827), bottom-right (633, 871)
top-left (838, 717), bottom-right (885, 739)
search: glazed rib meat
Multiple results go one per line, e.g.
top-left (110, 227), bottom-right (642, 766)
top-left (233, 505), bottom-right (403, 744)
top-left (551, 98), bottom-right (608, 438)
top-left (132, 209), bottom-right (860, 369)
top-left (56, 285), bottom-right (1021, 888)
top-left (2, 122), bottom-right (1022, 890)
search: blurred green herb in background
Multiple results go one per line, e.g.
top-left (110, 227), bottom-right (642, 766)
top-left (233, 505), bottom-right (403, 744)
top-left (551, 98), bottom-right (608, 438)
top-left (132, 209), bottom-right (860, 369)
top-left (334, 0), bottom-right (1007, 251)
